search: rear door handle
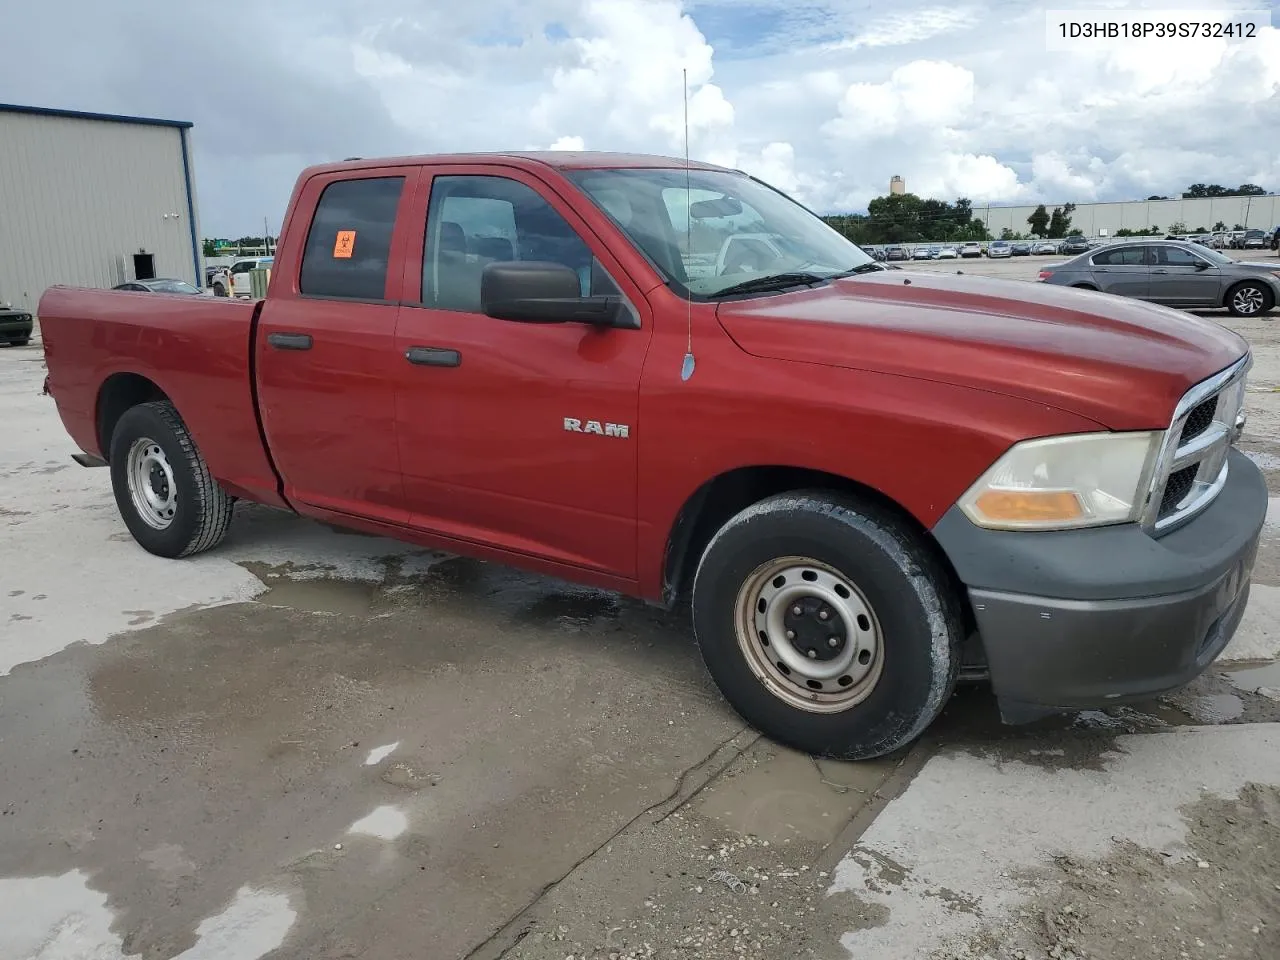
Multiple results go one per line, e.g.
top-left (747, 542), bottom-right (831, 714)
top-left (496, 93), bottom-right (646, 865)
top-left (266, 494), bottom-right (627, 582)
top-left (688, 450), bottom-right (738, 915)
top-left (1152, 269), bottom-right (1169, 274)
top-left (267, 332), bottom-right (313, 351)
top-left (406, 346), bottom-right (461, 368)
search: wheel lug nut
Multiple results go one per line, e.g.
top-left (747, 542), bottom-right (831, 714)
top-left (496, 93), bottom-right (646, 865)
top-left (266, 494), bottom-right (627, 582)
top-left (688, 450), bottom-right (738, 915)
top-left (785, 630), bottom-right (795, 641)
top-left (818, 610), bottom-right (829, 621)
top-left (806, 650), bottom-right (817, 659)
top-left (792, 605), bottom-right (803, 616)
top-left (828, 637), bottom-right (839, 648)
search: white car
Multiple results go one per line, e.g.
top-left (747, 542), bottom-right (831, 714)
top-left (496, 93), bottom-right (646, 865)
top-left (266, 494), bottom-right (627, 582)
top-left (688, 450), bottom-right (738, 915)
top-left (211, 256), bottom-right (274, 297)
top-left (936, 246), bottom-right (958, 259)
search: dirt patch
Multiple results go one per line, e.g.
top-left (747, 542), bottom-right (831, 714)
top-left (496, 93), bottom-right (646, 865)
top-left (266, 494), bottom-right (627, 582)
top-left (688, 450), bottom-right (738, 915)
top-left (938, 783), bottom-right (1280, 959)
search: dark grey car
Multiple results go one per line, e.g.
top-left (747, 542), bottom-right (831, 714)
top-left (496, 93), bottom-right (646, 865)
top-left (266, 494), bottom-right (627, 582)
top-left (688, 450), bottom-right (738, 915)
top-left (1038, 239), bottom-right (1280, 317)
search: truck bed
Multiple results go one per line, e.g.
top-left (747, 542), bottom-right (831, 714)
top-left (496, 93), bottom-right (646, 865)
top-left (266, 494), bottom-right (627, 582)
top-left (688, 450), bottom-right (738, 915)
top-left (38, 287), bottom-right (284, 506)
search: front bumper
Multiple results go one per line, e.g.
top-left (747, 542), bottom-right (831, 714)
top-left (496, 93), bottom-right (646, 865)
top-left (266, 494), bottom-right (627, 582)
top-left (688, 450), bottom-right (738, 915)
top-left (933, 448), bottom-right (1267, 722)
top-left (0, 313), bottom-right (33, 341)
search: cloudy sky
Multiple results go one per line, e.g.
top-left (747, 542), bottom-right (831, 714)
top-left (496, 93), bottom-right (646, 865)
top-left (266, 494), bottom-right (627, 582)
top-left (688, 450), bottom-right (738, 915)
top-left (4, 0), bottom-right (1278, 236)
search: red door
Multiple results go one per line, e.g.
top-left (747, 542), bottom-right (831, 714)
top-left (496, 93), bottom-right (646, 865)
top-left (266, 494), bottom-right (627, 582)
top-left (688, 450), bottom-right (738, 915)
top-left (391, 166), bottom-right (654, 577)
top-left (256, 167), bottom-right (420, 523)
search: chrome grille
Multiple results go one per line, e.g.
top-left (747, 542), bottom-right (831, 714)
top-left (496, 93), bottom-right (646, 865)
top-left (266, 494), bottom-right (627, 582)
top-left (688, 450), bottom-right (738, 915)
top-left (1141, 354), bottom-right (1250, 535)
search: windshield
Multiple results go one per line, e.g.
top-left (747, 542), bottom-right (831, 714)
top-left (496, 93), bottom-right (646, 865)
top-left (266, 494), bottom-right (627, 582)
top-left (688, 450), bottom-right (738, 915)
top-left (147, 279), bottom-right (201, 294)
top-left (1195, 245), bottom-right (1236, 265)
top-left (564, 167), bottom-right (874, 298)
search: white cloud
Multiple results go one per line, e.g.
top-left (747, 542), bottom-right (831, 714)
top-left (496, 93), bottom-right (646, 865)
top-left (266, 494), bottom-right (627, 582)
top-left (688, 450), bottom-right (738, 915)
top-left (824, 60), bottom-right (976, 141)
top-left (3, 0), bottom-right (1276, 232)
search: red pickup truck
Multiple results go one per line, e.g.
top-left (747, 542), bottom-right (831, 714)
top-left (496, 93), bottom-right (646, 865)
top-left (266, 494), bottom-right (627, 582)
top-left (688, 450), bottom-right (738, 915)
top-left (39, 152), bottom-right (1266, 759)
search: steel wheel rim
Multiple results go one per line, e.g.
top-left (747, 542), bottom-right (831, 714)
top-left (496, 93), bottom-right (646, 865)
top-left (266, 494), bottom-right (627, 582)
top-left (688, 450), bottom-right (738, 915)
top-left (733, 556), bottom-right (884, 714)
top-left (1232, 286), bottom-right (1264, 315)
top-left (126, 437), bottom-right (177, 529)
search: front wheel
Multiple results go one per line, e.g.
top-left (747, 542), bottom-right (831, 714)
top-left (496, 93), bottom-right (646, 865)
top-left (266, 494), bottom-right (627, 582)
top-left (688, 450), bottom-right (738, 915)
top-left (109, 400), bottom-right (234, 558)
top-left (691, 493), bottom-right (964, 760)
top-left (1225, 281), bottom-right (1274, 318)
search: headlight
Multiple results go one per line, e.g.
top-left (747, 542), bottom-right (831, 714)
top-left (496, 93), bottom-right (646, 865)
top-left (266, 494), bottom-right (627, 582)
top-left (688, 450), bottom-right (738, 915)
top-left (958, 432), bottom-right (1162, 531)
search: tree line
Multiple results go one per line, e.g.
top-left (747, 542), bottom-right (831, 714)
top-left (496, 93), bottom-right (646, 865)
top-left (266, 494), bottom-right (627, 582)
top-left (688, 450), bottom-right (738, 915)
top-left (822, 181), bottom-right (1271, 245)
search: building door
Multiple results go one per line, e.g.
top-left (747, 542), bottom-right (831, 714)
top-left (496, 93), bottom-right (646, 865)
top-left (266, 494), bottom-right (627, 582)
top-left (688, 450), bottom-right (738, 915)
top-left (132, 253), bottom-right (155, 280)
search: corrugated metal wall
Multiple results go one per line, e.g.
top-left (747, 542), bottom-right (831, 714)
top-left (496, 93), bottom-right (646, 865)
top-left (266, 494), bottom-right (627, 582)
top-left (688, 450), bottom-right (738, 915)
top-left (0, 110), bottom-right (199, 312)
top-left (979, 195), bottom-right (1280, 238)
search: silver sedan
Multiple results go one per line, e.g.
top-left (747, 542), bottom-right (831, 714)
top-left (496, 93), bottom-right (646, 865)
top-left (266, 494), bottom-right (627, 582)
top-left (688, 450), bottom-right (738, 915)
top-left (1037, 239), bottom-right (1280, 317)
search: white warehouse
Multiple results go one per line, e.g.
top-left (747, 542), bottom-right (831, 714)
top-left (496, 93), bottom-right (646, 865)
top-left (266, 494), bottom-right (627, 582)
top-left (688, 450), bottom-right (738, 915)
top-left (0, 103), bottom-right (203, 313)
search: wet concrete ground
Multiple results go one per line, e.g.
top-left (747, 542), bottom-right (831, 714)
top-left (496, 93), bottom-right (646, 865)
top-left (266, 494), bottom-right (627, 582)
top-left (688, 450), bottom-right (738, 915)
top-left (3, 264), bottom-right (1280, 960)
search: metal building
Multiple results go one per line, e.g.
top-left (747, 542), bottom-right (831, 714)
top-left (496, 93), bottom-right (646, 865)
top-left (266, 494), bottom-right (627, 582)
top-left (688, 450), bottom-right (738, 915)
top-left (0, 103), bottom-right (202, 313)
top-left (977, 194), bottom-right (1280, 239)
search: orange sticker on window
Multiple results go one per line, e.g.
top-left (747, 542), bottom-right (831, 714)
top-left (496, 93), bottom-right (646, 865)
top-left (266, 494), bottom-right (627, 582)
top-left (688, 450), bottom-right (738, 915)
top-left (333, 230), bottom-right (356, 258)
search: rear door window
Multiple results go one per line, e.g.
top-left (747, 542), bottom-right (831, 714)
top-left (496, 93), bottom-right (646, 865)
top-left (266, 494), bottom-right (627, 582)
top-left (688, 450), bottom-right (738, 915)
top-left (1091, 246), bottom-right (1147, 266)
top-left (300, 176), bottom-right (406, 301)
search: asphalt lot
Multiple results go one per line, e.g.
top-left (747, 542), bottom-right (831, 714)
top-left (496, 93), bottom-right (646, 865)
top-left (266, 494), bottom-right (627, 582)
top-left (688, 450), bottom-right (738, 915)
top-left (2, 252), bottom-right (1279, 960)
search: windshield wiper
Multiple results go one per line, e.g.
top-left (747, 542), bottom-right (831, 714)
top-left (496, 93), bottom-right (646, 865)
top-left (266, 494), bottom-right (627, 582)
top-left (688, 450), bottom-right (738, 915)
top-left (831, 262), bottom-right (885, 276)
top-left (711, 272), bottom-right (829, 298)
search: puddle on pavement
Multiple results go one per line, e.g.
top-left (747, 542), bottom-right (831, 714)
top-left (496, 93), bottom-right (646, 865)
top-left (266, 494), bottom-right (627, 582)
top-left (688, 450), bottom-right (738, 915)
top-left (347, 805), bottom-right (409, 841)
top-left (696, 741), bottom-right (897, 846)
top-left (254, 577), bottom-right (380, 618)
top-left (0, 870), bottom-right (295, 960)
top-left (364, 741), bottom-right (400, 765)
top-left (240, 554), bottom-right (631, 629)
top-left (1223, 660), bottom-right (1280, 699)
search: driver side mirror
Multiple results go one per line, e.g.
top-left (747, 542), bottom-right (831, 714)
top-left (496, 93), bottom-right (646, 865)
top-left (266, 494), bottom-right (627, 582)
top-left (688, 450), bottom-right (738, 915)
top-left (1194, 260), bottom-right (1210, 271)
top-left (481, 261), bottom-right (634, 328)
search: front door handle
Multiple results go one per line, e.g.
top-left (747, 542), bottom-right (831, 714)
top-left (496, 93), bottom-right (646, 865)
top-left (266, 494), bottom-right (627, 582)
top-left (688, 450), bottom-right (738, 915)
top-left (267, 332), bottom-right (313, 351)
top-left (406, 346), bottom-right (461, 368)
top-left (1153, 269), bottom-right (1169, 274)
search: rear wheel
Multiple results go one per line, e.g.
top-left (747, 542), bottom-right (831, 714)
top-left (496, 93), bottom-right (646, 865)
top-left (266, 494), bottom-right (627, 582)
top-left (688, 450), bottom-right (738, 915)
top-left (109, 400), bottom-right (234, 558)
top-left (1225, 281), bottom-right (1274, 318)
top-left (691, 492), bottom-right (963, 760)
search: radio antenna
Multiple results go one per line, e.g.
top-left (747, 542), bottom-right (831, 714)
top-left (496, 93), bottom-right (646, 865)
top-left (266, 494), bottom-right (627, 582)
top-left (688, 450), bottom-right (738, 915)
top-left (680, 67), bottom-right (696, 382)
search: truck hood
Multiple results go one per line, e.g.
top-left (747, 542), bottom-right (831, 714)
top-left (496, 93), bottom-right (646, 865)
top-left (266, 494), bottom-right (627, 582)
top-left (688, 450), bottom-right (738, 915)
top-left (716, 270), bottom-right (1249, 430)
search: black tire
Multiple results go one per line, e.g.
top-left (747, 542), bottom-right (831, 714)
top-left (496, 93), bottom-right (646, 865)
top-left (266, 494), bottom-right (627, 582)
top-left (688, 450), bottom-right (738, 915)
top-left (1225, 280), bottom-right (1274, 318)
top-left (13, 338), bottom-right (31, 347)
top-left (108, 400), bottom-right (234, 558)
top-left (691, 492), bottom-right (963, 760)
top-left (1071, 283), bottom-right (1097, 290)
top-left (213, 282), bottom-right (228, 297)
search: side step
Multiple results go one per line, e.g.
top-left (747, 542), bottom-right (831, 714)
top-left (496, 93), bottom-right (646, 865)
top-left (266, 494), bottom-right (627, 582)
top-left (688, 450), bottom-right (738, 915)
top-left (72, 453), bottom-right (107, 468)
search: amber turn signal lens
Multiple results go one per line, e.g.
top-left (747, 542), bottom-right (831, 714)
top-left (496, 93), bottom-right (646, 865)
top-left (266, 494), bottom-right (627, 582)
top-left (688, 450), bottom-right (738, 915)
top-left (973, 490), bottom-right (1083, 523)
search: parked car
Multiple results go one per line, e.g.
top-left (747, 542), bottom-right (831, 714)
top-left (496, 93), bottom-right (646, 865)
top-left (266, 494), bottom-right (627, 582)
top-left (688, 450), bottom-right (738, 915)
top-left (884, 245), bottom-right (909, 261)
top-left (1272, 226), bottom-right (1280, 251)
top-left (1032, 241), bottom-right (1057, 255)
top-left (959, 242), bottom-right (982, 258)
top-left (912, 246), bottom-right (934, 260)
top-left (1239, 230), bottom-right (1268, 250)
top-left (987, 240), bottom-right (1012, 258)
top-left (211, 256), bottom-right (274, 298)
top-left (1010, 242), bottom-right (1031, 256)
top-left (937, 246), bottom-right (958, 259)
top-left (112, 279), bottom-right (208, 295)
top-left (38, 150), bottom-right (1266, 761)
top-left (1, 303), bottom-right (34, 346)
top-left (1037, 239), bottom-right (1279, 316)
top-left (1059, 236), bottom-right (1090, 255)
